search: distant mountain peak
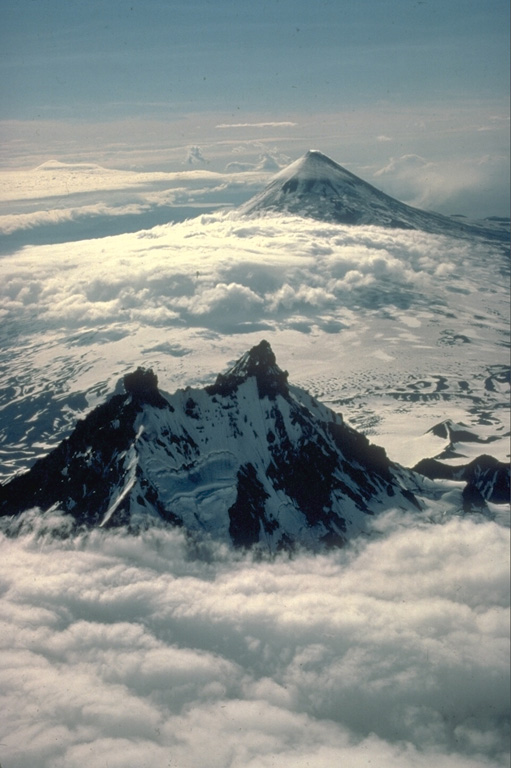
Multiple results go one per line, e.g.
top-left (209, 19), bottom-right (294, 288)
top-left (287, 149), bottom-right (350, 174)
top-left (239, 150), bottom-right (505, 240)
top-left (291, 149), bottom-right (336, 167)
top-left (270, 150), bottom-right (358, 192)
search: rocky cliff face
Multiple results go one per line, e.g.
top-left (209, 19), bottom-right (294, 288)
top-left (0, 341), bottom-right (505, 548)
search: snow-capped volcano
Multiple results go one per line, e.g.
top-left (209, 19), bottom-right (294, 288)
top-left (1, 342), bottom-right (507, 548)
top-left (239, 150), bottom-right (505, 239)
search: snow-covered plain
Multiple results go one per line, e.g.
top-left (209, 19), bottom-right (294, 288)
top-left (0, 160), bottom-right (509, 767)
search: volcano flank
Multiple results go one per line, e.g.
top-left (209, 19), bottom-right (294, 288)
top-left (240, 150), bottom-right (507, 240)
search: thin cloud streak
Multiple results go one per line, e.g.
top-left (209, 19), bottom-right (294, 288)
top-left (216, 122), bottom-right (297, 128)
top-left (0, 203), bottom-right (149, 235)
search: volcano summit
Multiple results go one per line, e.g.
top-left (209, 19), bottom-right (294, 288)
top-left (240, 150), bottom-right (506, 239)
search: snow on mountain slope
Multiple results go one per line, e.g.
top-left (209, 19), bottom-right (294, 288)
top-left (240, 150), bottom-right (508, 240)
top-left (1, 342), bottom-right (507, 548)
top-left (0, 149), bottom-right (508, 499)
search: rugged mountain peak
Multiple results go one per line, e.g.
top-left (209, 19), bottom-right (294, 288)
top-left (207, 340), bottom-right (289, 398)
top-left (0, 343), bottom-right (504, 548)
top-left (123, 367), bottom-right (168, 408)
top-left (414, 454), bottom-right (510, 510)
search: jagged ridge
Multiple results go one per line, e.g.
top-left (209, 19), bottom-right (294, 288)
top-left (207, 340), bottom-right (289, 398)
top-left (0, 342), bottom-right (504, 548)
top-left (414, 454), bottom-right (510, 508)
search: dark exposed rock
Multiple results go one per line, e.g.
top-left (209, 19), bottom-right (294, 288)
top-left (413, 457), bottom-right (454, 480)
top-left (462, 483), bottom-right (488, 514)
top-left (0, 342), bottom-right (504, 547)
top-left (428, 419), bottom-right (483, 443)
top-left (0, 394), bottom-right (140, 527)
top-left (228, 463), bottom-right (271, 548)
top-left (124, 367), bottom-right (168, 408)
top-left (207, 340), bottom-right (289, 399)
top-left (414, 454), bottom-right (510, 505)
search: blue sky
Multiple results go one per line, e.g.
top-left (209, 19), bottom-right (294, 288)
top-left (1, 0), bottom-right (509, 216)
top-left (2, 0), bottom-right (509, 118)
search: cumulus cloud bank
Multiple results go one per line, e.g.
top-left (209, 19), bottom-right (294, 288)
top-left (0, 211), bottom-right (501, 334)
top-left (0, 514), bottom-right (508, 768)
top-left (0, 209), bottom-right (508, 477)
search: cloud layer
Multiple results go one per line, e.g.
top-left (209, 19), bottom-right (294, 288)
top-left (0, 210), bottom-right (508, 477)
top-left (0, 513), bottom-right (509, 768)
top-left (1, 102), bottom-right (509, 220)
top-left (0, 163), bottom-right (267, 239)
top-left (1, 211), bottom-right (504, 334)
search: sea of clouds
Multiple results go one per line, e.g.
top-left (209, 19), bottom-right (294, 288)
top-left (0, 512), bottom-right (509, 768)
top-left (0, 157), bottom-right (509, 767)
top-left (1, 210), bottom-right (504, 338)
top-left (0, 209), bottom-right (508, 478)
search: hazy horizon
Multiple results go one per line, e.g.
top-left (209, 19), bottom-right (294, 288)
top-left (1, 0), bottom-right (510, 218)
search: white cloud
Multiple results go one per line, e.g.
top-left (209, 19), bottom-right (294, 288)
top-left (477, 115), bottom-right (511, 132)
top-left (0, 163), bottom-right (273, 243)
top-left (184, 281), bottom-right (264, 315)
top-left (2, 101), bottom-right (508, 218)
top-left (0, 162), bottom-right (263, 212)
top-left (225, 153), bottom-right (282, 174)
top-left (1, 212), bottom-right (490, 334)
top-left (0, 515), bottom-right (508, 767)
top-left (0, 202), bottom-right (149, 235)
top-left (185, 145), bottom-right (208, 165)
top-left (216, 122), bottom-right (297, 129)
top-left (374, 153), bottom-right (511, 218)
top-left (0, 209), bottom-right (508, 477)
